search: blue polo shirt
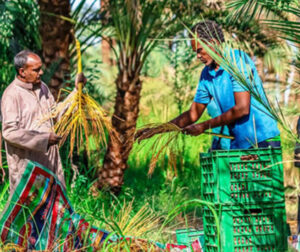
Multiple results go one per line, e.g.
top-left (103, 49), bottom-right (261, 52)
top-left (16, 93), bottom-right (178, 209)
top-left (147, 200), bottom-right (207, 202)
top-left (194, 49), bottom-right (280, 149)
top-left (206, 99), bottom-right (231, 150)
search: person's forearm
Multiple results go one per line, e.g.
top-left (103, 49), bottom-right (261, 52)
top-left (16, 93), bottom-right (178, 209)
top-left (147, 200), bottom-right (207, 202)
top-left (201, 105), bottom-right (249, 131)
top-left (2, 125), bottom-right (50, 152)
top-left (169, 110), bottom-right (198, 128)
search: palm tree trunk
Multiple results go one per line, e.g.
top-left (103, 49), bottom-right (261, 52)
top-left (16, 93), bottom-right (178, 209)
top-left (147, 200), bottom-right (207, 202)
top-left (38, 0), bottom-right (73, 99)
top-left (101, 0), bottom-right (115, 65)
top-left (98, 72), bottom-right (142, 193)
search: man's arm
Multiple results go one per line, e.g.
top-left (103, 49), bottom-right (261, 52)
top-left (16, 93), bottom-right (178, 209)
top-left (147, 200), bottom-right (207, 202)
top-left (135, 102), bottom-right (207, 141)
top-left (170, 102), bottom-right (207, 128)
top-left (1, 94), bottom-right (52, 152)
top-left (183, 91), bottom-right (250, 136)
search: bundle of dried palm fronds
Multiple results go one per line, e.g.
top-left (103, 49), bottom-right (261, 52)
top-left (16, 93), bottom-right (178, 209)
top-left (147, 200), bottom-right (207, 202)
top-left (135, 123), bottom-right (183, 176)
top-left (42, 40), bottom-right (113, 157)
top-left (50, 87), bottom-right (112, 156)
top-left (2, 243), bottom-right (25, 252)
top-left (135, 122), bottom-right (234, 175)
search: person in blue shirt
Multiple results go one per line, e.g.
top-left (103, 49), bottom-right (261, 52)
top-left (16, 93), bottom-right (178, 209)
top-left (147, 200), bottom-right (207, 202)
top-left (136, 20), bottom-right (280, 149)
top-left (206, 98), bottom-right (230, 150)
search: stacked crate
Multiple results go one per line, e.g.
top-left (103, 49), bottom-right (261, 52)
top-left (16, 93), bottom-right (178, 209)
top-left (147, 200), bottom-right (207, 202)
top-left (200, 148), bottom-right (288, 252)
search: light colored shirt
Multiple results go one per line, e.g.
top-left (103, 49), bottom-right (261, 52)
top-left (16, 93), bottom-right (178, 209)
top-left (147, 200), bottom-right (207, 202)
top-left (194, 49), bottom-right (280, 149)
top-left (1, 77), bottom-right (65, 194)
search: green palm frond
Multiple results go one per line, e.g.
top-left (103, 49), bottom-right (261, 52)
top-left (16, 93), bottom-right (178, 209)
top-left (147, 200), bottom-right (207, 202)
top-left (227, 0), bottom-right (300, 44)
top-left (105, 0), bottom-right (200, 74)
top-left (226, 0), bottom-right (300, 98)
top-left (226, 0), bottom-right (294, 24)
top-left (264, 19), bottom-right (300, 43)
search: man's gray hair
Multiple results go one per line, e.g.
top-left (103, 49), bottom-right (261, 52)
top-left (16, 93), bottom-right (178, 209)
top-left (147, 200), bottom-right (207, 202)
top-left (14, 50), bottom-right (37, 73)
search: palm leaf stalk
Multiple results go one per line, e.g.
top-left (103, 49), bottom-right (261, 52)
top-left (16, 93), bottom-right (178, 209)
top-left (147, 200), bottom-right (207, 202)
top-left (135, 123), bottom-right (233, 175)
top-left (43, 40), bottom-right (113, 157)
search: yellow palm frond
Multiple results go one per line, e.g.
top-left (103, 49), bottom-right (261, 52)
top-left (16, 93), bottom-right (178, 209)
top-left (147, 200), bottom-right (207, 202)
top-left (41, 40), bottom-right (114, 157)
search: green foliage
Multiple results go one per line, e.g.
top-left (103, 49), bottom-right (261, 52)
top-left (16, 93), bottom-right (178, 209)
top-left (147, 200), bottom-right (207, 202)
top-left (227, 0), bottom-right (300, 78)
top-left (141, 45), bottom-right (171, 78)
top-left (0, 0), bottom-right (40, 94)
top-left (104, 0), bottom-right (201, 75)
top-left (167, 41), bottom-right (202, 114)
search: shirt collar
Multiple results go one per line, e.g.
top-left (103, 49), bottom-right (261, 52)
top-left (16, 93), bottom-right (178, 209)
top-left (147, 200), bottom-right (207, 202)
top-left (14, 77), bottom-right (36, 90)
top-left (207, 65), bottom-right (224, 77)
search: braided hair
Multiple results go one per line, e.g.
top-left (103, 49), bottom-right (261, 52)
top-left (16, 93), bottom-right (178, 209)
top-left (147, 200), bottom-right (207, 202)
top-left (191, 20), bottom-right (225, 43)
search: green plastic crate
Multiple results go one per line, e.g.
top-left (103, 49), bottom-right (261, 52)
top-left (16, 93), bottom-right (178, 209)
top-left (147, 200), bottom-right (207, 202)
top-left (203, 203), bottom-right (288, 252)
top-left (176, 228), bottom-right (204, 246)
top-left (200, 148), bottom-right (284, 205)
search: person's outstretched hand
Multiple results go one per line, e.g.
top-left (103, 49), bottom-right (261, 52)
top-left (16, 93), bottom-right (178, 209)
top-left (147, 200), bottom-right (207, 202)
top-left (75, 72), bottom-right (87, 90)
top-left (48, 132), bottom-right (62, 147)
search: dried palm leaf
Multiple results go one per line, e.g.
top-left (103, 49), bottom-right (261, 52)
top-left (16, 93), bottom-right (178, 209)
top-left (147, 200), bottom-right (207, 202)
top-left (104, 199), bottom-right (161, 238)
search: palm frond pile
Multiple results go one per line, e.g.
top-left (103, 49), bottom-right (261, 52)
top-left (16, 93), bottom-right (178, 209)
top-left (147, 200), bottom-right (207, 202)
top-left (110, 238), bottom-right (160, 252)
top-left (105, 200), bottom-right (161, 238)
top-left (103, 199), bottom-right (161, 251)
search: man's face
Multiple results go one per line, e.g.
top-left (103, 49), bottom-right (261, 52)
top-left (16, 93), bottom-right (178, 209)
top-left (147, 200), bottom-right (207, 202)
top-left (19, 54), bottom-right (43, 85)
top-left (191, 39), bottom-right (214, 67)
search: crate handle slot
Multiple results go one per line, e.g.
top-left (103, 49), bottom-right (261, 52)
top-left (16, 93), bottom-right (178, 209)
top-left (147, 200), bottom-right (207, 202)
top-left (240, 155), bottom-right (259, 161)
top-left (244, 208), bottom-right (262, 214)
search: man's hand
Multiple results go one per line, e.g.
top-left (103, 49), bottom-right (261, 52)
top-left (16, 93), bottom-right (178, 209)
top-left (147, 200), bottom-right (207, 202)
top-left (75, 73), bottom-right (87, 90)
top-left (48, 133), bottom-right (62, 147)
top-left (182, 123), bottom-right (207, 136)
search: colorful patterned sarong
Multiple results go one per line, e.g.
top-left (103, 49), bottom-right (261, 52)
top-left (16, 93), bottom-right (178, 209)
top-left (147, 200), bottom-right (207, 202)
top-left (0, 161), bottom-right (111, 250)
top-left (0, 161), bottom-right (202, 251)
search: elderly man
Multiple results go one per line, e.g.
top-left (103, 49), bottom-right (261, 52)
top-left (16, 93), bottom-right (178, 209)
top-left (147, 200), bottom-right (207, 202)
top-left (1, 50), bottom-right (85, 194)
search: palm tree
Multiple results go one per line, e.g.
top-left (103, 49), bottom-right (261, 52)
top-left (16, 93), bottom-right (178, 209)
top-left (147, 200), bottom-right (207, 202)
top-left (97, 0), bottom-right (200, 193)
top-left (38, 0), bottom-right (74, 99)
